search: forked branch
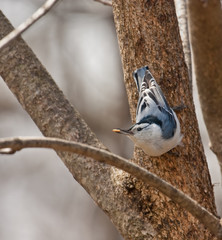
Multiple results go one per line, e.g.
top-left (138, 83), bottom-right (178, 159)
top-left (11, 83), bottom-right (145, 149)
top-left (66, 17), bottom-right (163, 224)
top-left (0, 0), bottom-right (60, 50)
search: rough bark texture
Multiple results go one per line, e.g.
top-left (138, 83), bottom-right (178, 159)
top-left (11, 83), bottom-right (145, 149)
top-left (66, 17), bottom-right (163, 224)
top-left (0, 2), bottom-right (217, 239)
top-left (187, 0), bottom-right (222, 169)
top-left (112, 0), bottom-right (217, 239)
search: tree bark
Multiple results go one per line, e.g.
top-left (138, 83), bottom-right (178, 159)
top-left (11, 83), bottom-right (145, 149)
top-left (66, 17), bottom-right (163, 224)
top-left (0, 1), bottom-right (217, 238)
top-left (112, 0), bottom-right (217, 239)
top-left (187, 0), bottom-right (222, 170)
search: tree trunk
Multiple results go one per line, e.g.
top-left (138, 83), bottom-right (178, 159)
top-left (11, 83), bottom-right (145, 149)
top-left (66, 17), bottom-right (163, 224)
top-left (112, 0), bottom-right (217, 239)
top-left (0, 1), bottom-right (217, 239)
top-left (187, 0), bottom-right (222, 170)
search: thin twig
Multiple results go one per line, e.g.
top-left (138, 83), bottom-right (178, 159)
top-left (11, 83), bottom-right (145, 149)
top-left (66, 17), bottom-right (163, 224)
top-left (0, 136), bottom-right (221, 238)
top-left (0, 0), bottom-right (59, 50)
top-left (94, 0), bottom-right (112, 6)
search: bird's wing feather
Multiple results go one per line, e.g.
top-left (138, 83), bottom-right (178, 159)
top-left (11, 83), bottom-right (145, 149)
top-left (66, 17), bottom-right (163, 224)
top-left (133, 66), bottom-right (148, 92)
top-left (143, 70), bottom-right (172, 111)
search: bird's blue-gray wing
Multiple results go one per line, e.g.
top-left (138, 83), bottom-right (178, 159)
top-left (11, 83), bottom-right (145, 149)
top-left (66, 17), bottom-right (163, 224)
top-left (134, 66), bottom-right (177, 139)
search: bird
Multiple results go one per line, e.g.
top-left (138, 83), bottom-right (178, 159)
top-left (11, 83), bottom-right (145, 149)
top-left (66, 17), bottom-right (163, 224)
top-left (113, 66), bottom-right (182, 156)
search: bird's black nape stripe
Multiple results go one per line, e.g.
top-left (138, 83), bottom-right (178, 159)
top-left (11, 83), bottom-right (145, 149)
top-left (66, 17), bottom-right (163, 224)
top-left (137, 115), bottom-right (162, 127)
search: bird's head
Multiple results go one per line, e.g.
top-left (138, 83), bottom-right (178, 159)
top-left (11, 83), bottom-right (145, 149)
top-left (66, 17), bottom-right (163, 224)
top-left (112, 122), bottom-right (151, 140)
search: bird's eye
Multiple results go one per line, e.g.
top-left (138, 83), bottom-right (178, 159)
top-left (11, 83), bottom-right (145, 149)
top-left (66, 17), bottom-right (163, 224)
top-left (137, 127), bottom-right (142, 131)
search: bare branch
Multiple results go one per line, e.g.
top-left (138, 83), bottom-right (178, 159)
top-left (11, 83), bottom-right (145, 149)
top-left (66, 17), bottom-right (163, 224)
top-left (187, 0), bottom-right (222, 173)
top-left (0, 0), bottom-right (59, 50)
top-left (0, 136), bottom-right (221, 239)
top-left (94, 0), bottom-right (112, 6)
top-left (174, 0), bottom-right (192, 83)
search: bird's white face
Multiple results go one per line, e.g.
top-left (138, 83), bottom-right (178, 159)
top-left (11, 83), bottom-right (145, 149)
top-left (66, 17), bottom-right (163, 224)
top-left (113, 123), bottom-right (163, 156)
top-left (129, 123), bottom-right (163, 151)
top-left (129, 123), bottom-right (150, 136)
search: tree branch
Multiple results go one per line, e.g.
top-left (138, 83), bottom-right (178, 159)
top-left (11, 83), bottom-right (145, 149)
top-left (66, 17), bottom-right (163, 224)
top-left (94, 0), bottom-right (112, 6)
top-left (0, 136), bottom-right (222, 239)
top-left (174, 0), bottom-right (192, 83)
top-left (187, 0), bottom-right (222, 172)
top-left (0, 0), bottom-right (59, 50)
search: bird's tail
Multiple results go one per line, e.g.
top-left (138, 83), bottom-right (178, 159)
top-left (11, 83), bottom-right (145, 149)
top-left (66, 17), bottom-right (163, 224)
top-left (133, 66), bottom-right (149, 92)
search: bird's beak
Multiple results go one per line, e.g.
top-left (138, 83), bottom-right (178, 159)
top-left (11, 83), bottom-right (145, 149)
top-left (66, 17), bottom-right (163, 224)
top-left (112, 128), bottom-right (132, 135)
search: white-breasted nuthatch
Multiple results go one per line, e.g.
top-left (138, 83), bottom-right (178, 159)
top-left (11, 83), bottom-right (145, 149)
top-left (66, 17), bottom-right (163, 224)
top-left (113, 66), bottom-right (182, 156)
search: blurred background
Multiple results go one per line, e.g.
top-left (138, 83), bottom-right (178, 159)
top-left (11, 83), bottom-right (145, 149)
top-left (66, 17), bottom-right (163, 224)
top-left (0, 0), bottom-right (221, 239)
